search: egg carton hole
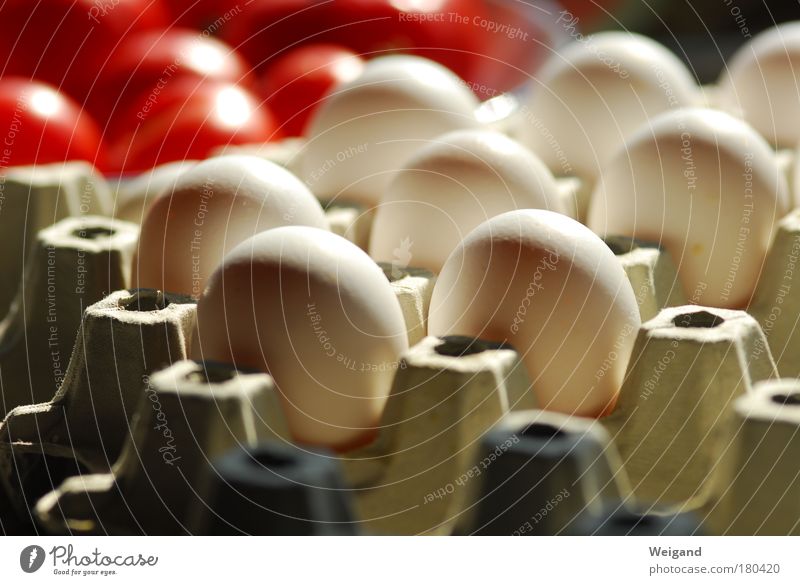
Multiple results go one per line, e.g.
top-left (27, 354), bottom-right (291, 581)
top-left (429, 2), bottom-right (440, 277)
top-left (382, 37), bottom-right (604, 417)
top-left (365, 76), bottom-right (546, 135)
top-left (772, 393), bottom-right (800, 406)
top-left (73, 226), bottom-right (116, 240)
top-left (249, 451), bottom-right (296, 470)
top-left (115, 289), bottom-right (197, 312)
top-left (521, 422), bottom-right (566, 440)
top-left (119, 291), bottom-right (170, 312)
top-left (186, 364), bottom-right (238, 385)
top-left (434, 335), bottom-right (512, 357)
top-left (613, 512), bottom-right (655, 529)
top-left (672, 311), bottom-right (724, 329)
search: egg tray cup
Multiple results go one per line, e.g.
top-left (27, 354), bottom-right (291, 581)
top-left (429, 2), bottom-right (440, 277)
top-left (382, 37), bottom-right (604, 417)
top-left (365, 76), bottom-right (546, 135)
top-left (0, 288), bottom-right (197, 534)
top-left (35, 360), bottom-right (287, 535)
top-left (0, 162), bottom-right (114, 321)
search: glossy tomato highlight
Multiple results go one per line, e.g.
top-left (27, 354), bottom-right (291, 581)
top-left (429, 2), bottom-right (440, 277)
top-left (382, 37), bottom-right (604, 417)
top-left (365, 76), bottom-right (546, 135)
top-left (86, 28), bottom-right (252, 129)
top-left (108, 80), bottom-right (277, 174)
top-left (0, 78), bottom-right (105, 171)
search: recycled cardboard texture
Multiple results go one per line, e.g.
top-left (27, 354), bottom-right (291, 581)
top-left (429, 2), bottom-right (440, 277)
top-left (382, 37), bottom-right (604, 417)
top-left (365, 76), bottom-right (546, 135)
top-left (456, 409), bottom-right (631, 535)
top-left (750, 208), bottom-right (800, 377)
top-left (603, 305), bottom-right (778, 508)
top-left (570, 505), bottom-right (704, 535)
top-left (324, 200), bottom-right (375, 250)
top-left (0, 289), bottom-right (196, 529)
top-left (35, 360), bottom-right (281, 535)
top-left (342, 335), bottom-right (534, 535)
top-left (193, 442), bottom-right (357, 535)
top-left (604, 236), bottom-right (686, 322)
top-left (378, 263), bottom-right (436, 346)
top-left (0, 162), bottom-right (112, 318)
top-left (0, 216), bottom-right (137, 418)
top-left (706, 379), bottom-right (800, 535)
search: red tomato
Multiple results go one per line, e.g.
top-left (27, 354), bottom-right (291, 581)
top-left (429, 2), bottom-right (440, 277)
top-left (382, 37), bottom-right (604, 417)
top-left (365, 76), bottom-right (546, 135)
top-left (86, 28), bottom-right (252, 129)
top-left (223, 0), bottom-right (488, 80)
top-left (261, 44), bottom-right (364, 136)
top-left (166, 0), bottom-right (243, 32)
top-left (0, 0), bottom-right (169, 103)
top-left (108, 80), bottom-right (278, 174)
top-left (0, 77), bottom-right (105, 171)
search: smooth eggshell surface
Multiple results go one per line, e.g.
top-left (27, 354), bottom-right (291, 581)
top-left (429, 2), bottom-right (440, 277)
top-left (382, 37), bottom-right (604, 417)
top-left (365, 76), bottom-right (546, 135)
top-left (717, 22), bottom-right (800, 149)
top-left (520, 32), bottom-right (700, 181)
top-left (301, 55), bottom-right (481, 206)
top-left (588, 108), bottom-right (789, 309)
top-left (133, 155), bottom-right (328, 298)
top-left (368, 129), bottom-right (566, 274)
top-left (193, 226), bottom-right (409, 450)
top-left (428, 209), bottom-right (640, 417)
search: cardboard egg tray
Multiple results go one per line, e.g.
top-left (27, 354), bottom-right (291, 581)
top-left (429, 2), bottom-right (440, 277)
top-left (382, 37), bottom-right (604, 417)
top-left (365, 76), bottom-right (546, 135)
top-left (1, 154), bottom-right (799, 536)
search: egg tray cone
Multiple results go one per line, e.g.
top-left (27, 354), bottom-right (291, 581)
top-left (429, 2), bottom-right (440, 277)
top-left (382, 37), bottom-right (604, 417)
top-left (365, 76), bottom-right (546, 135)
top-left (0, 288), bottom-right (196, 534)
top-left (35, 360), bottom-right (289, 535)
top-left (0, 215), bottom-right (138, 418)
top-left (0, 163), bottom-right (113, 319)
top-left (705, 379), bottom-right (800, 535)
top-left (603, 305), bottom-right (777, 508)
top-left (378, 263), bottom-right (436, 347)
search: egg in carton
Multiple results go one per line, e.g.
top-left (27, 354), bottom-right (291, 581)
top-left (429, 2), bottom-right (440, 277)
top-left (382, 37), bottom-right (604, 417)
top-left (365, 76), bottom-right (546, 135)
top-left (34, 206), bottom-right (639, 535)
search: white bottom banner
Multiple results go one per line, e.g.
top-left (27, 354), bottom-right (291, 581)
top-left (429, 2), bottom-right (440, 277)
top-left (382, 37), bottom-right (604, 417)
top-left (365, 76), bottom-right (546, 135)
top-left (0, 537), bottom-right (797, 583)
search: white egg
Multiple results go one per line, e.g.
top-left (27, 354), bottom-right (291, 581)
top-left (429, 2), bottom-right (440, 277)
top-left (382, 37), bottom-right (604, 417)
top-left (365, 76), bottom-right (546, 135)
top-left (301, 55), bottom-right (481, 206)
top-left (588, 108), bottom-right (789, 309)
top-left (369, 129), bottom-right (565, 274)
top-left (428, 209), bottom-right (640, 417)
top-left (133, 155), bottom-right (328, 298)
top-left (520, 32), bottom-right (700, 181)
top-left (192, 226), bottom-right (408, 451)
top-left (717, 22), bottom-right (800, 149)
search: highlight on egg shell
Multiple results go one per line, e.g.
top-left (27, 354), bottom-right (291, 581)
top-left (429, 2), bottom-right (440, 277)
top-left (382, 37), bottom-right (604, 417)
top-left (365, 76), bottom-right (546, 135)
top-left (428, 209), bottom-right (641, 417)
top-left (368, 129), bottom-right (566, 274)
top-left (520, 32), bottom-right (701, 182)
top-left (588, 107), bottom-right (790, 309)
top-left (301, 55), bottom-right (481, 206)
top-left (717, 21), bottom-right (800, 149)
top-left (132, 155), bottom-right (329, 298)
top-left (192, 226), bottom-right (409, 451)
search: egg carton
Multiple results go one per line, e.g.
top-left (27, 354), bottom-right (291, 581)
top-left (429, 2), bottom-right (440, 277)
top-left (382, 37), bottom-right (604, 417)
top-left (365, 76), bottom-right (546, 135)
top-left (2, 150), bottom-right (800, 535)
top-left (0, 286), bottom-right (196, 533)
top-left (26, 324), bottom-right (716, 536)
top-left (4, 303), bottom-right (792, 537)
